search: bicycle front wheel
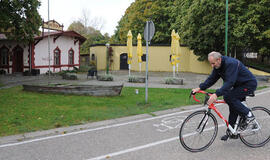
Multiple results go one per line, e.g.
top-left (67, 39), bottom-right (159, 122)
top-left (240, 106), bottom-right (270, 147)
top-left (179, 110), bottom-right (218, 152)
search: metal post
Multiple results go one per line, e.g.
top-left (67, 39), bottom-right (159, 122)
top-left (48, 0), bottom-right (51, 79)
top-left (173, 65), bottom-right (175, 78)
top-left (106, 43), bottom-right (110, 75)
top-left (145, 21), bottom-right (149, 103)
top-left (29, 43), bottom-right (32, 71)
top-left (225, 0), bottom-right (228, 56)
top-left (107, 48), bottom-right (109, 74)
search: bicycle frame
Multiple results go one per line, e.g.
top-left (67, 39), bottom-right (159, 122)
top-left (192, 90), bottom-right (241, 135)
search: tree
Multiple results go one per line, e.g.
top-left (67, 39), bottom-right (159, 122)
top-left (79, 9), bottom-right (105, 31)
top-left (113, 0), bottom-right (175, 44)
top-left (67, 9), bottom-right (109, 55)
top-left (172, 0), bottom-right (270, 60)
top-left (170, 0), bottom-right (226, 60)
top-left (68, 21), bottom-right (109, 54)
top-left (113, 0), bottom-right (270, 61)
top-left (0, 0), bottom-right (42, 42)
top-left (68, 21), bottom-right (87, 36)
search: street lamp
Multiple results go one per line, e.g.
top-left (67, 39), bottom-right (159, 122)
top-left (225, 0), bottom-right (228, 56)
top-left (105, 43), bottom-right (110, 74)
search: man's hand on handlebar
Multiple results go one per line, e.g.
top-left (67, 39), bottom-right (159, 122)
top-left (192, 88), bottom-right (201, 94)
top-left (207, 93), bottom-right (217, 105)
top-left (191, 88), bottom-right (218, 105)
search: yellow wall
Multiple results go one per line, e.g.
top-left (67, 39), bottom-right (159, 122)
top-left (248, 67), bottom-right (270, 76)
top-left (90, 45), bottom-right (212, 74)
top-left (89, 45), bottom-right (269, 76)
top-left (188, 50), bottom-right (212, 74)
top-left (90, 46), bottom-right (106, 70)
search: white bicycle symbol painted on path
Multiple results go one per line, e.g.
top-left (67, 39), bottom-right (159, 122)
top-left (153, 116), bottom-right (187, 132)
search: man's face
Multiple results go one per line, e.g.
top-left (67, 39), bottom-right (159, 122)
top-left (208, 56), bottom-right (221, 69)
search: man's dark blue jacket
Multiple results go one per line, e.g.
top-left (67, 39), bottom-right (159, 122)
top-left (199, 56), bottom-right (257, 97)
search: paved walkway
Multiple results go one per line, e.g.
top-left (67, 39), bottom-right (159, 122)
top-left (0, 70), bottom-right (269, 89)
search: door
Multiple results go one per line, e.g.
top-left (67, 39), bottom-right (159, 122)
top-left (120, 53), bottom-right (128, 70)
top-left (12, 46), bottom-right (24, 73)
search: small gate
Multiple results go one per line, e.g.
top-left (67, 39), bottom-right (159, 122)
top-left (120, 53), bottom-right (128, 70)
top-left (12, 45), bottom-right (24, 73)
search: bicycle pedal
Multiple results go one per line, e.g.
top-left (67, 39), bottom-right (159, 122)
top-left (230, 134), bottom-right (239, 139)
top-left (251, 123), bottom-right (259, 129)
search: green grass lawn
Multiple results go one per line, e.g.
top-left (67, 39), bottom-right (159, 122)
top-left (0, 86), bottom-right (267, 137)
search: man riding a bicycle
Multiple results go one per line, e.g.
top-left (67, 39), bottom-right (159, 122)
top-left (192, 51), bottom-right (257, 140)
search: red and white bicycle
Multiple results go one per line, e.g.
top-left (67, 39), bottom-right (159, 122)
top-left (179, 90), bottom-right (270, 152)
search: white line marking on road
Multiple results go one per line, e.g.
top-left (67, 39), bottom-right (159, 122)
top-left (253, 89), bottom-right (270, 96)
top-left (87, 124), bottom-right (226, 160)
top-left (86, 137), bottom-right (179, 160)
top-left (1, 89), bottom-right (269, 148)
top-left (0, 107), bottom-right (204, 148)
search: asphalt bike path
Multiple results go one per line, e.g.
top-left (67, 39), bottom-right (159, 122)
top-left (0, 88), bottom-right (270, 160)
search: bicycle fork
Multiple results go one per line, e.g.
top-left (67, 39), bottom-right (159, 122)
top-left (196, 110), bottom-right (210, 134)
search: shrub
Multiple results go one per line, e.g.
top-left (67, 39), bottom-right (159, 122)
top-left (78, 66), bottom-right (91, 72)
top-left (165, 77), bottom-right (184, 85)
top-left (97, 74), bottom-right (113, 81)
top-left (128, 76), bottom-right (145, 83)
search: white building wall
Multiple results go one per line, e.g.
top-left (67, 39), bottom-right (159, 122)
top-left (34, 35), bottom-right (80, 74)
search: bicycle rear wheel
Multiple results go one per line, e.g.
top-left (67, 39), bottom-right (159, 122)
top-left (179, 110), bottom-right (218, 152)
top-left (240, 106), bottom-right (270, 147)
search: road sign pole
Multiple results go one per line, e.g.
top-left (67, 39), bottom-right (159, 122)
top-left (143, 20), bottom-right (155, 104)
top-left (145, 21), bottom-right (149, 103)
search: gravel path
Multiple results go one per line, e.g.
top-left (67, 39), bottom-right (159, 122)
top-left (0, 70), bottom-right (269, 90)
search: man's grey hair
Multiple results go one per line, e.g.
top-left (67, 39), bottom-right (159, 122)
top-left (208, 51), bottom-right (222, 59)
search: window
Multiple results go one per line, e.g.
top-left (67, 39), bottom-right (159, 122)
top-left (91, 54), bottom-right (95, 61)
top-left (142, 54), bottom-right (146, 62)
top-left (54, 48), bottom-right (60, 65)
top-left (68, 49), bottom-right (74, 65)
top-left (0, 47), bottom-right (8, 65)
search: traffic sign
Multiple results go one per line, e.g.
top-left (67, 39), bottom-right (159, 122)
top-left (144, 21), bottom-right (155, 42)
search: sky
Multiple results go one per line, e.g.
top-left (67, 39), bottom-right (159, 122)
top-left (38, 0), bottom-right (135, 36)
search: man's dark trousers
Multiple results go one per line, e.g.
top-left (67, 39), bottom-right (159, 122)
top-left (223, 81), bottom-right (257, 126)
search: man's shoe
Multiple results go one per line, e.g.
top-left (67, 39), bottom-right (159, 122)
top-left (221, 135), bottom-right (229, 141)
top-left (220, 129), bottom-right (239, 141)
top-left (245, 112), bottom-right (255, 125)
top-left (221, 134), bottom-right (239, 141)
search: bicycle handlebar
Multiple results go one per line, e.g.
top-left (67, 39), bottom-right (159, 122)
top-left (190, 90), bottom-right (225, 104)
